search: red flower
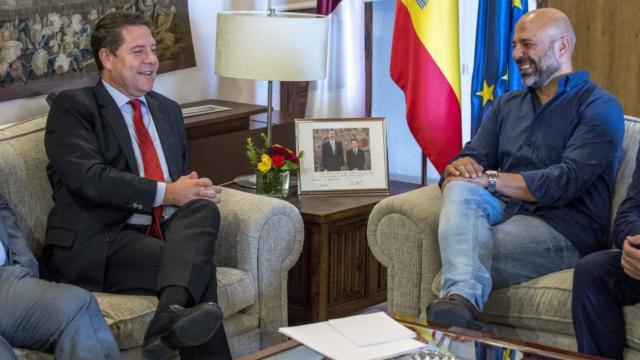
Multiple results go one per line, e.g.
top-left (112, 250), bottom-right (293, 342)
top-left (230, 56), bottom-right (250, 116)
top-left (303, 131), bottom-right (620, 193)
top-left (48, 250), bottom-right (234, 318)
top-left (268, 145), bottom-right (288, 157)
top-left (271, 155), bottom-right (285, 168)
top-left (290, 154), bottom-right (299, 164)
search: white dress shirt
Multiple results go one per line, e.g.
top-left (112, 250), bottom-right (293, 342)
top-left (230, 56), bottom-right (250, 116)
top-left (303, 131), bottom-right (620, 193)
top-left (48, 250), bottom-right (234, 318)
top-left (102, 80), bottom-right (177, 224)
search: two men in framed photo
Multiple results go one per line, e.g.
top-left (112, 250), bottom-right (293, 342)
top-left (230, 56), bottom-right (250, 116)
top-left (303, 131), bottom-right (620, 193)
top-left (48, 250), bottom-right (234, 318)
top-left (296, 118), bottom-right (388, 195)
top-left (318, 129), bottom-right (369, 172)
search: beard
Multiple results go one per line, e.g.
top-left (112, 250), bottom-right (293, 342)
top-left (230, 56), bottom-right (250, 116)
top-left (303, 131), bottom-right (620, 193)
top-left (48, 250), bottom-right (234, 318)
top-left (518, 44), bottom-right (561, 89)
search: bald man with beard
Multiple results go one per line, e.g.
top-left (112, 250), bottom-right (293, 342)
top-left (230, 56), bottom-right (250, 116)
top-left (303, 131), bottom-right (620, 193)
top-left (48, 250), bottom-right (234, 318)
top-left (427, 8), bottom-right (624, 333)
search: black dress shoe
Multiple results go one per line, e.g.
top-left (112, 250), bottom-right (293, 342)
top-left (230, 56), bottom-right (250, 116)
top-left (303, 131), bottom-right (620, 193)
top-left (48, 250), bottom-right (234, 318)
top-left (142, 302), bottom-right (223, 360)
top-left (426, 294), bottom-right (493, 334)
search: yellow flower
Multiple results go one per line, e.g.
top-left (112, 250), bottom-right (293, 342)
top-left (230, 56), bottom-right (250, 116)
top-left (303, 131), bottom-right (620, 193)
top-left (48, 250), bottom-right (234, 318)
top-left (257, 154), bottom-right (272, 173)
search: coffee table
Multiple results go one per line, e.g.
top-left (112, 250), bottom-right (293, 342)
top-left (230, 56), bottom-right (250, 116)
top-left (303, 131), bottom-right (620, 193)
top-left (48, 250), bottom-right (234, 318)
top-left (237, 315), bottom-right (604, 360)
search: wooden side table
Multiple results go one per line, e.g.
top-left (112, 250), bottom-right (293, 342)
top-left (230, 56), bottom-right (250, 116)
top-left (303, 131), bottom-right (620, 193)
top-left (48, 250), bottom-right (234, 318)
top-left (182, 99), bottom-right (267, 139)
top-left (286, 181), bottom-right (421, 324)
top-left (183, 100), bottom-right (297, 185)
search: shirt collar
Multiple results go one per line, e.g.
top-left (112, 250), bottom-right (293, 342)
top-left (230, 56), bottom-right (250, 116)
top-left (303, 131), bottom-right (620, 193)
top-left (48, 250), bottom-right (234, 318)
top-left (101, 79), bottom-right (147, 110)
top-left (527, 70), bottom-right (590, 96)
top-left (556, 70), bottom-right (589, 92)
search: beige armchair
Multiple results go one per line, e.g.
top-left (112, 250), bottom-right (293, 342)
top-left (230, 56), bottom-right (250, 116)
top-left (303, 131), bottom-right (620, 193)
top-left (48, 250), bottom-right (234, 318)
top-left (368, 117), bottom-right (640, 359)
top-left (0, 115), bottom-right (304, 359)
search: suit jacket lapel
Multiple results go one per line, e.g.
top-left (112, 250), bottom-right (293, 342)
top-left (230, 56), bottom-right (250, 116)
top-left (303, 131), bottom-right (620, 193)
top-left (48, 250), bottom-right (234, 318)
top-left (94, 81), bottom-right (139, 174)
top-left (146, 95), bottom-right (181, 181)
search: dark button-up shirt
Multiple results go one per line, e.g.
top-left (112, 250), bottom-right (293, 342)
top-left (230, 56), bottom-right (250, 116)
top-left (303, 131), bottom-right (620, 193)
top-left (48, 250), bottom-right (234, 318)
top-left (453, 71), bottom-right (624, 256)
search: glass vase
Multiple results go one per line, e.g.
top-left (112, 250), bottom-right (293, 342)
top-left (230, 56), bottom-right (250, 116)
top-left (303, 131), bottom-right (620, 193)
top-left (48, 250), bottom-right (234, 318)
top-left (256, 170), bottom-right (290, 198)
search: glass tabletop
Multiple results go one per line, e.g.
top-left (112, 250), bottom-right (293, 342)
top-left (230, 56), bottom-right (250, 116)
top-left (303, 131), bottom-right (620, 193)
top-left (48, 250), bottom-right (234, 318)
top-left (238, 315), bottom-right (602, 360)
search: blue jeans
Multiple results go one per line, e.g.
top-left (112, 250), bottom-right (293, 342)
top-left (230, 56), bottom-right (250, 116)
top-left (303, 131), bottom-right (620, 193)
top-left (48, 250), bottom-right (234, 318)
top-left (438, 181), bottom-right (580, 310)
top-left (0, 266), bottom-right (120, 359)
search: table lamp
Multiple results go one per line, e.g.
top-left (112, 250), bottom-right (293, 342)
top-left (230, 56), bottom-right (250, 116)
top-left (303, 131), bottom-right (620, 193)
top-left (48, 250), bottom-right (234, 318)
top-left (215, 9), bottom-right (329, 145)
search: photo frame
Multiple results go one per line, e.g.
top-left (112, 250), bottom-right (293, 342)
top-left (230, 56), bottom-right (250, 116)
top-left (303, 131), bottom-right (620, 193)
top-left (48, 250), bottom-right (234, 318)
top-left (295, 117), bottom-right (389, 195)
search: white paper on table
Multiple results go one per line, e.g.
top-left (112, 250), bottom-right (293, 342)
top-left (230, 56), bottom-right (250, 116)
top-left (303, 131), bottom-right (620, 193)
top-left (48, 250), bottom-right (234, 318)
top-left (279, 321), bottom-right (425, 360)
top-left (328, 312), bottom-right (417, 347)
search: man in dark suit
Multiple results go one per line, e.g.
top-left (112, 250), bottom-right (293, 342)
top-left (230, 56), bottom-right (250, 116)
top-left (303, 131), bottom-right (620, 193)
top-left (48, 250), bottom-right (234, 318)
top-left (321, 129), bottom-right (345, 171)
top-left (0, 195), bottom-right (120, 360)
top-left (346, 138), bottom-right (366, 170)
top-left (572, 145), bottom-right (640, 359)
top-left (43, 11), bottom-right (230, 360)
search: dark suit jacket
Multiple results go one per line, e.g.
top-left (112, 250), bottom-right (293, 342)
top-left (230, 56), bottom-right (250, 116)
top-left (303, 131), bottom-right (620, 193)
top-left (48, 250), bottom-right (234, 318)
top-left (321, 140), bottom-right (344, 171)
top-left (346, 149), bottom-right (366, 170)
top-left (0, 195), bottom-right (39, 277)
top-left (43, 80), bottom-right (188, 291)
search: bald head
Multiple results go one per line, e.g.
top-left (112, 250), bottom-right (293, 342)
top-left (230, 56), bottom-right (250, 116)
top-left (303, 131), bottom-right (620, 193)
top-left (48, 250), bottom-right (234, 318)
top-left (512, 8), bottom-right (575, 89)
top-left (518, 8), bottom-right (576, 53)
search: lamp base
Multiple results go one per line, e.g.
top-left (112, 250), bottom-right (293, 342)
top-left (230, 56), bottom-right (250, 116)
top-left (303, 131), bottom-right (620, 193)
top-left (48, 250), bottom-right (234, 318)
top-left (233, 174), bottom-right (257, 189)
top-left (233, 174), bottom-right (298, 192)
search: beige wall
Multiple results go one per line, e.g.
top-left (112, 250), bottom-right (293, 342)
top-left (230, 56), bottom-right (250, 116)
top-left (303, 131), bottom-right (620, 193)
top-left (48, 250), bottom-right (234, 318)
top-left (548, 0), bottom-right (640, 116)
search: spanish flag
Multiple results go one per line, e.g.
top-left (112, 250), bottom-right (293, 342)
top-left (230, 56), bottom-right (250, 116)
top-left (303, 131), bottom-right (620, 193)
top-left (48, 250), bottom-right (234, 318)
top-left (390, 0), bottom-right (461, 174)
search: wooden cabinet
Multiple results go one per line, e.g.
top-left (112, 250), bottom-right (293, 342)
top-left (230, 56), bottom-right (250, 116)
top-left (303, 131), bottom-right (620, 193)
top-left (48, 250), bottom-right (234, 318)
top-left (286, 181), bottom-right (420, 324)
top-left (182, 99), bottom-right (266, 140)
top-left (187, 104), bottom-right (420, 324)
top-left (183, 99), bottom-right (296, 185)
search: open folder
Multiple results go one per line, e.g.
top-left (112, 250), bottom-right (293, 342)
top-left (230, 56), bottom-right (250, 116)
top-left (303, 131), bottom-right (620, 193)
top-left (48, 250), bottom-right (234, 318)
top-left (279, 312), bottom-right (426, 360)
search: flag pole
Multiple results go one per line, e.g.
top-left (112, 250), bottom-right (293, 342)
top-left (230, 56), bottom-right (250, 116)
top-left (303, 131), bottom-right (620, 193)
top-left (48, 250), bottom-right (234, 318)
top-left (421, 152), bottom-right (428, 185)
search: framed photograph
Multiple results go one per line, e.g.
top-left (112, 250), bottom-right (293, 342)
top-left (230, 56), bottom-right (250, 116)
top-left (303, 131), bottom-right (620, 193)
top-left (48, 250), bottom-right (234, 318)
top-left (295, 117), bottom-right (389, 195)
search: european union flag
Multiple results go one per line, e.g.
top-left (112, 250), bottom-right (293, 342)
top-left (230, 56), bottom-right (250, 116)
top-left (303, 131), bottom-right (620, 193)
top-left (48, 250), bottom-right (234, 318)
top-left (470, 0), bottom-right (528, 136)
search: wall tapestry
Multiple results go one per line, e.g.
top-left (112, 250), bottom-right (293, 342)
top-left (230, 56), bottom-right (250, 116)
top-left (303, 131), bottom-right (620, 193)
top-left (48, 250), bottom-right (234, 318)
top-left (0, 0), bottom-right (196, 101)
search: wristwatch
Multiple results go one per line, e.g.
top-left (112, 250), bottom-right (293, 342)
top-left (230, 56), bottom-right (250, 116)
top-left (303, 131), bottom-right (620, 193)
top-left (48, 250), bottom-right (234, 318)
top-left (485, 170), bottom-right (499, 194)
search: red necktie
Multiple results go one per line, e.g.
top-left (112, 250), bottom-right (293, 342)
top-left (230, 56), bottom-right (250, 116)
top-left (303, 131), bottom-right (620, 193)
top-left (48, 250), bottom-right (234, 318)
top-left (128, 99), bottom-right (164, 240)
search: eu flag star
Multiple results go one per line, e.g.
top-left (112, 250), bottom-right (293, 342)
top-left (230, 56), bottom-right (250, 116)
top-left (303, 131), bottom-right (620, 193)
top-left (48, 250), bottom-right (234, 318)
top-left (512, 0), bottom-right (523, 9)
top-left (476, 80), bottom-right (495, 106)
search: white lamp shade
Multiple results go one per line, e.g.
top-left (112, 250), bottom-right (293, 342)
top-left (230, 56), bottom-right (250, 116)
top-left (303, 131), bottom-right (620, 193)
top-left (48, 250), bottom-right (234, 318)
top-left (215, 11), bottom-right (329, 82)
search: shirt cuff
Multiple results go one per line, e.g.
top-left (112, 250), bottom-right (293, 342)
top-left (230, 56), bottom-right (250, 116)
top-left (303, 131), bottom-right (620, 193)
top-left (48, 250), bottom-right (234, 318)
top-left (154, 182), bottom-right (166, 207)
top-left (520, 170), bottom-right (550, 205)
top-left (0, 241), bottom-right (6, 267)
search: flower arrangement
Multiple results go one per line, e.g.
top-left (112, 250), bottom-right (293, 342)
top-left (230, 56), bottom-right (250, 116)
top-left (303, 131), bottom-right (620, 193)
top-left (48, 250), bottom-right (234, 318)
top-left (246, 134), bottom-right (303, 196)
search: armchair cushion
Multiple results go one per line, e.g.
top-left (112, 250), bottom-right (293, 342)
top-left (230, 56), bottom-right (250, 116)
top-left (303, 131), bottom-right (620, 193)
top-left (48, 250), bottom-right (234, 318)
top-left (432, 269), bottom-right (575, 335)
top-left (92, 266), bottom-right (256, 351)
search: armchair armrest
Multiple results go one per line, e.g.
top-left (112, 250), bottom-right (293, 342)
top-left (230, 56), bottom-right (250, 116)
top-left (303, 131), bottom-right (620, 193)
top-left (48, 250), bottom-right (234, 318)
top-left (216, 188), bottom-right (304, 348)
top-left (367, 185), bottom-right (442, 318)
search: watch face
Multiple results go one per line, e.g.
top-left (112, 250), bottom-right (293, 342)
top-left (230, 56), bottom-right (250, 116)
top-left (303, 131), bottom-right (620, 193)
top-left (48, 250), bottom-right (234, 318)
top-left (485, 171), bottom-right (497, 193)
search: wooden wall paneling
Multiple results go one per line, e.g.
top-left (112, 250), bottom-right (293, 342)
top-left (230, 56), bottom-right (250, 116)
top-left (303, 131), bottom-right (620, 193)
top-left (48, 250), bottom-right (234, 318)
top-left (279, 82), bottom-right (309, 119)
top-left (546, 0), bottom-right (640, 116)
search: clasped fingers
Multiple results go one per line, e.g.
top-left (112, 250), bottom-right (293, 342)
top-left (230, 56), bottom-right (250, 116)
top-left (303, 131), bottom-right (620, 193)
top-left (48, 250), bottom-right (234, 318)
top-left (198, 185), bottom-right (222, 204)
top-left (197, 177), bottom-right (214, 187)
top-left (622, 238), bottom-right (640, 280)
top-left (446, 157), bottom-right (484, 179)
